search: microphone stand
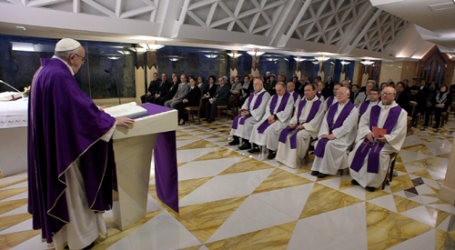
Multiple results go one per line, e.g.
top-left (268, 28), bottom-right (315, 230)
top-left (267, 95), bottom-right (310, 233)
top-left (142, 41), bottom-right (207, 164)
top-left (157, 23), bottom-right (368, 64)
top-left (0, 80), bottom-right (21, 92)
top-left (105, 70), bottom-right (121, 105)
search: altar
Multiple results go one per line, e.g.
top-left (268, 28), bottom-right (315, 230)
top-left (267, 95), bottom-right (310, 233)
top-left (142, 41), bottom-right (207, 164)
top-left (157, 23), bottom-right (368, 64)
top-left (0, 96), bottom-right (28, 177)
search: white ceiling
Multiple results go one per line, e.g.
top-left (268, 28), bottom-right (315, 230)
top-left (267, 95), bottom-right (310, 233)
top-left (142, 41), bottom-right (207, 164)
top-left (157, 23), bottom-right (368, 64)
top-left (0, 0), bottom-right (452, 60)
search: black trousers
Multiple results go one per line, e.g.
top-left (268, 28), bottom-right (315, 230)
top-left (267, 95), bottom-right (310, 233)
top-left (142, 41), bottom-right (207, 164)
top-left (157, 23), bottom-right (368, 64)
top-left (176, 102), bottom-right (196, 121)
top-left (206, 100), bottom-right (226, 120)
top-left (425, 106), bottom-right (445, 126)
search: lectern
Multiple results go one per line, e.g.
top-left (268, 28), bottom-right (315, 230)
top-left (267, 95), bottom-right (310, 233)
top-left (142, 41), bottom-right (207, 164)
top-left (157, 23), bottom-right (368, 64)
top-left (110, 104), bottom-right (179, 230)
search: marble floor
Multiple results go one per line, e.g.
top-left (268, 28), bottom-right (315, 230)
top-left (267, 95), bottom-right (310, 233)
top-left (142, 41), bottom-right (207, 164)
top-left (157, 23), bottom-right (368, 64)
top-left (1, 118), bottom-right (455, 250)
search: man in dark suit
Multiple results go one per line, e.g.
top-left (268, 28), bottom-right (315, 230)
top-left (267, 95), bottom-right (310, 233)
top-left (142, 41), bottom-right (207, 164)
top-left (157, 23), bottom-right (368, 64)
top-left (152, 73), bottom-right (171, 103)
top-left (141, 72), bottom-right (162, 103)
top-left (395, 82), bottom-right (411, 114)
top-left (204, 76), bottom-right (230, 123)
top-left (410, 86), bottom-right (427, 127)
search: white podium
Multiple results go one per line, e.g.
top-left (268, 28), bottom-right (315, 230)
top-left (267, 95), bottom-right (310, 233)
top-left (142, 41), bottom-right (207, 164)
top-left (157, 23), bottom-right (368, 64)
top-left (111, 105), bottom-right (178, 230)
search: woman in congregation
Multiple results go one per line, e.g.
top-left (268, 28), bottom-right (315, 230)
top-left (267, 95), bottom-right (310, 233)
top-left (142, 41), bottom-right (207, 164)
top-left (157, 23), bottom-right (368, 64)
top-left (424, 84), bottom-right (452, 129)
top-left (200, 75), bottom-right (217, 118)
top-left (176, 76), bottom-right (201, 125)
top-left (156, 74), bottom-right (180, 106)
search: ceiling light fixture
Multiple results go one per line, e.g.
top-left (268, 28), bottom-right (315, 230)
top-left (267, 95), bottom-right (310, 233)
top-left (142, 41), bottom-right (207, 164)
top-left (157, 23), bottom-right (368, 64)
top-left (108, 56), bottom-right (120, 60)
top-left (314, 55), bottom-right (330, 61)
top-left (227, 52), bottom-right (242, 58)
top-left (140, 41), bottom-right (164, 51)
top-left (294, 57), bottom-right (306, 62)
top-left (205, 53), bottom-right (218, 59)
top-left (129, 46), bottom-right (147, 53)
top-left (246, 48), bottom-right (265, 57)
top-left (117, 50), bottom-right (131, 55)
top-left (361, 60), bottom-right (375, 66)
top-left (340, 60), bottom-right (350, 65)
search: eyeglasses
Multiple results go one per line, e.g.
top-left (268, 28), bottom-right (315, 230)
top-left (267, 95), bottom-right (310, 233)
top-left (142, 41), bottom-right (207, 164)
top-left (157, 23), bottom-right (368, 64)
top-left (74, 54), bottom-right (86, 62)
top-left (381, 92), bottom-right (394, 96)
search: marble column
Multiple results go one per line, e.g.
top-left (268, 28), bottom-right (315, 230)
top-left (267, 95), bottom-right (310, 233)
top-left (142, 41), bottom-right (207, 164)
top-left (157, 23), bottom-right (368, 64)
top-left (438, 136), bottom-right (455, 205)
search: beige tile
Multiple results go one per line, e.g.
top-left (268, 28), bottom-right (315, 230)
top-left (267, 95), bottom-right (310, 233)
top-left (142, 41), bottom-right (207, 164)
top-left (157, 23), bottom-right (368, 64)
top-left (436, 229), bottom-right (447, 250)
top-left (392, 195), bottom-right (422, 213)
top-left (92, 210), bottom-right (163, 250)
top-left (0, 187), bottom-right (28, 201)
top-left (299, 183), bottom-right (363, 219)
top-left (253, 169), bottom-right (312, 194)
top-left (0, 229), bottom-right (41, 250)
top-left (366, 190), bottom-right (390, 201)
top-left (0, 199), bottom-right (28, 216)
top-left (177, 140), bottom-right (219, 150)
top-left (426, 206), bottom-right (450, 228)
top-left (402, 144), bottom-right (432, 155)
top-left (339, 177), bottom-right (354, 191)
top-left (366, 202), bottom-right (432, 250)
top-left (193, 148), bottom-right (244, 161)
top-left (176, 134), bottom-right (201, 141)
top-left (410, 169), bottom-right (434, 180)
top-left (219, 158), bottom-right (273, 175)
top-left (172, 196), bottom-right (248, 243)
top-left (0, 213), bottom-right (32, 231)
top-left (393, 163), bottom-right (407, 173)
top-left (389, 175), bottom-right (414, 193)
top-left (176, 245), bottom-right (203, 250)
top-left (205, 221), bottom-right (297, 250)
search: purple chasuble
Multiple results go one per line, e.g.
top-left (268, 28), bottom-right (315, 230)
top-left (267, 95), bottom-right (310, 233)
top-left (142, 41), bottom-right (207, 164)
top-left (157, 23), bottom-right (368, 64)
top-left (28, 58), bottom-right (116, 243)
top-left (359, 100), bottom-right (370, 117)
top-left (292, 91), bottom-right (299, 103)
top-left (278, 98), bottom-right (321, 149)
top-left (232, 91), bottom-right (266, 129)
top-left (257, 92), bottom-right (290, 133)
top-left (350, 105), bottom-right (402, 173)
top-left (314, 102), bottom-right (355, 158)
top-left (326, 96), bottom-right (335, 107)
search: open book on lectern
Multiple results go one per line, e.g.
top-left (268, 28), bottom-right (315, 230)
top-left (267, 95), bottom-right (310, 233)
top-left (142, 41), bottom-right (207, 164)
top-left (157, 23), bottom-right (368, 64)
top-left (103, 102), bottom-right (148, 119)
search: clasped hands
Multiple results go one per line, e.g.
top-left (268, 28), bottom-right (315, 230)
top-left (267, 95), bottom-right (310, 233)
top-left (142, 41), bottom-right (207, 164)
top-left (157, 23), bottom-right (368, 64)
top-left (289, 123), bottom-right (304, 130)
top-left (367, 132), bottom-right (386, 143)
top-left (321, 134), bottom-right (336, 140)
top-left (267, 115), bottom-right (277, 124)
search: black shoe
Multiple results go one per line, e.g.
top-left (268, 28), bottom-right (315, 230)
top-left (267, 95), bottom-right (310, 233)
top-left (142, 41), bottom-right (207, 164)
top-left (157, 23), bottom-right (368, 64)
top-left (365, 186), bottom-right (376, 192)
top-left (317, 173), bottom-right (328, 178)
top-left (248, 146), bottom-right (260, 153)
top-left (433, 124), bottom-right (439, 129)
top-left (65, 242), bottom-right (95, 250)
top-left (207, 119), bottom-right (213, 123)
top-left (229, 137), bottom-right (240, 146)
top-left (202, 118), bottom-right (208, 121)
top-left (238, 142), bottom-right (251, 150)
top-left (267, 150), bottom-right (276, 159)
top-left (351, 179), bottom-right (360, 186)
top-left (311, 171), bottom-right (319, 176)
top-left (423, 123), bottom-right (428, 127)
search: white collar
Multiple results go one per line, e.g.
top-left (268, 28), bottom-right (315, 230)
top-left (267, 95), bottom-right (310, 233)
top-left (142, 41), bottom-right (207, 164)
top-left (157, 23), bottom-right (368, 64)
top-left (52, 56), bottom-right (74, 76)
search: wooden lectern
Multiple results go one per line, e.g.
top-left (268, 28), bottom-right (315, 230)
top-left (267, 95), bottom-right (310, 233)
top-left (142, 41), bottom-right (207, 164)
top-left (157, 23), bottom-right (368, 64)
top-left (110, 106), bottom-right (178, 230)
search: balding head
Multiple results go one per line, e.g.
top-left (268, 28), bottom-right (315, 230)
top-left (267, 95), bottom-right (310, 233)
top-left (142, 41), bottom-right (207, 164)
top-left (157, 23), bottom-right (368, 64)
top-left (336, 86), bottom-right (350, 104)
top-left (253, 79), bottom-right (264, 92)
top-left (381, 86), bottom-right (396, 106)
top-left (287, 81), bottom-right (295, 92)
top-left (276, 82), bottom-right (286, 96)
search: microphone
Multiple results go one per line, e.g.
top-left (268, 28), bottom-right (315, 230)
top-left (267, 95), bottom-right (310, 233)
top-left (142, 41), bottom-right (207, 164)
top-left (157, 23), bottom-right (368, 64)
top-left (0, 80), bottom-right (21, 92)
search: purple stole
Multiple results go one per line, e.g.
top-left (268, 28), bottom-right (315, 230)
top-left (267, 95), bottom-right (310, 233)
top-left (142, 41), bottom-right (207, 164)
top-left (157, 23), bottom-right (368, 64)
top-left (314, 102), bottom-right (355, 158)
top-left (232, 91), bottom-right (266, 129)
top-left (350, 105), bottom-right (402, 174)
top-left (359, 101), bottom-right (370, 117)
top-left (326, 96), bottom-right (335, 108)
top-left (257, 92), bottom-right (291, 133)
top-left (292, 92), bottom-right (299, 103)
top-left (278, 98), bottom-right (322, 149)
top-left (316, 93), bottom-right (322, 99)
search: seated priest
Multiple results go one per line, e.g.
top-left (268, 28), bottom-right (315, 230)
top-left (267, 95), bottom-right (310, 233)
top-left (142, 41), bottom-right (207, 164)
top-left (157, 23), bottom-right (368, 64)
top-left (248, 82), bottom-right (294, 159)
top-left (349, 86), bottom-right (407, 192)
top-left (287, 81), bottom-right (300, 106)
top-left (28, 38), bottom-right (134, 250)
top-left (204, 76), bottom-right (231, 123)
top-left (276, 83), bottom-right (324, 168)
top-left (311, 87), bottom-right (358, 178)
top-left (229, 79), bottom-right (271, 149)
top-left (358, 87), bottom-right (380, 117)
top-left (323, 83), bottom-right (341, 111)
top-left (176, 76), bottom-right (201, 125)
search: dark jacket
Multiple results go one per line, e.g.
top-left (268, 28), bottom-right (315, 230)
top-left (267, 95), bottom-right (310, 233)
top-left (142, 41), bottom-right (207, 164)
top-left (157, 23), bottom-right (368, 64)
top-left (164, 83), bottom-right (179, 101)
top-left (214, 83), bottom-right (231, 104)
top-left (156, 80), bottom-right (171, 96)
top-left (205, 84), bottom-right (218, 98)
top-left (410, 91), bottom-right (427, 115)
top-left (396, 91), bottom-right (411, 114)
top-left (147, 78), bottom-right (162, 95)
top-left (431, 91), bottom-right (452, 111)
top-left (185, 86), bottom-right (202, 106)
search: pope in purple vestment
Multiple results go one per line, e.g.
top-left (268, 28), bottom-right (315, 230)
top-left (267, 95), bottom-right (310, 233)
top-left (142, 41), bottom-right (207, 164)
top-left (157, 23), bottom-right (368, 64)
top-left (27, 38), bottom-right (133, 248)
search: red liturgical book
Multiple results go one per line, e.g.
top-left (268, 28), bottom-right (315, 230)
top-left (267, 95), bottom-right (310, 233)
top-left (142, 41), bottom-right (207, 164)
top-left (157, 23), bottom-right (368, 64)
top-left (373, 126), bottom-right (387, 138)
